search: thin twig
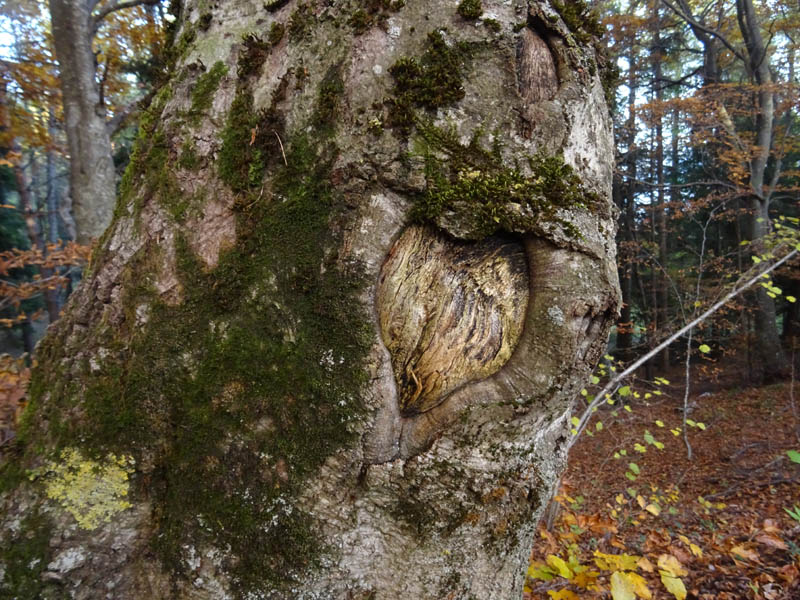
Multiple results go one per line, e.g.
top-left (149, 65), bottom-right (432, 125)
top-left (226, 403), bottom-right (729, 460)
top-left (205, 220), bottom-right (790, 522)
top-left (274, 131), bottom-right (288, 166)
top-left (569, 247), bottom-right (799, 447)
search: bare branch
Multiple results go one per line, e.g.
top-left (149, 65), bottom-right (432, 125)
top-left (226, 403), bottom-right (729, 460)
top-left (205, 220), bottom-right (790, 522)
top-left (661, 0), bottom-right (746, 62)
top-left (570, 246), bottom-right (800, 446)
top-left (92, 0), bottom-right (158, 31)
top-left (106, 100), bottom-right (138, 136)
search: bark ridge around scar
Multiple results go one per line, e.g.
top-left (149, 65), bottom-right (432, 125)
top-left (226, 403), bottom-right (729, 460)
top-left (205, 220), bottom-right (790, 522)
top-left (377, 225), bottom-right (529, 416)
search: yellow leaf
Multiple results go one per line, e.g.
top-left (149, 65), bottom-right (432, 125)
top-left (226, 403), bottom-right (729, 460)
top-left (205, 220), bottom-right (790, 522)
top-left (637, 495), bottom-right (646, 509)
top-left (645, 503), bottom-right (661, 516)
top-left (594, 551), bottom-right (641, 571)
top-left (657, 554), bottom-right (687, 577)
top-left (628, 571), bottom-right (653, 599)
top-left (660, 573), bottom-right (687, 600)
top-left (546, 554), bottom-right (574, 579)
top-left (637, 557), bottom-right (655, 573)
top-left (730, 544), bottom-right (760, 563)
top-left (610, 570), bottom-right (636, 600)
top-left (548, 591), bottom-right (579, 600)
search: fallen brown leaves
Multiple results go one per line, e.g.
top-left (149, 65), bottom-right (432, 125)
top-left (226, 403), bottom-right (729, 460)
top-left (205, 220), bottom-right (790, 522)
top-left (527, 381), bottom-right (800, 600)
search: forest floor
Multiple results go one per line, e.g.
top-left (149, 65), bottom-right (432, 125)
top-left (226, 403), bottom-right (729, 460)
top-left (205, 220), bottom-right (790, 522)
top-left (525, 371), bottom-right (800, 600)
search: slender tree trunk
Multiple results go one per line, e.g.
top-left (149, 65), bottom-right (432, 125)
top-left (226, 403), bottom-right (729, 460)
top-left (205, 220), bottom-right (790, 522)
top-left (0, 2), bottom-right (619, 598)
top-left (48, 0), bottom-right (116, 244)
top-left (736, 0), bottom-right (789, 380)
top-left (616, 4), bottom-right (639, 360)
top-left (651, 2), bottom-right (669, 370)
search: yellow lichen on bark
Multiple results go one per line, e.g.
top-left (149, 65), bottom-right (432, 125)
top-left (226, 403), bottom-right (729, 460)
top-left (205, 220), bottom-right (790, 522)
top-left (30, 448), bottom-right (134, 530)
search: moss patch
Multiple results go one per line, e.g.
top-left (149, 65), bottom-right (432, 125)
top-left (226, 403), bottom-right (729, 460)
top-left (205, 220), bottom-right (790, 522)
top-left (313, 65), bottom-right (344, 134)
top-left (347, 0), bottom-right (405, 35)
top-left (218, 32), bottom-right (289, 193)
top-left (177, 139), bottom-right (200, 170)
top-left (550, 0), bottom-right (604, 45)
top-left (387, 30), bottom-right (478, 132)
top-left (0, 510), bottom-right (53, 599)
top-left (288, 3), bottom-right (313, 42)
top-left (268, 21), bottom-right (285, 45)
top-left (413, 124), bottom-right (598, 240)
top-left (457, 0), bottom-right (482, 20)
top-left (189, 61), bottom-right (227, 123)
top-left (24, 116), bottom-right (370, 600)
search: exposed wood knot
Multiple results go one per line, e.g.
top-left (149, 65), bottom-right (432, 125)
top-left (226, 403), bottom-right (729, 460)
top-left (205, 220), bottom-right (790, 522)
top-left (517, 28), bottom-right (558, 105)
top-left (377, 225), bottom-right (529, 416)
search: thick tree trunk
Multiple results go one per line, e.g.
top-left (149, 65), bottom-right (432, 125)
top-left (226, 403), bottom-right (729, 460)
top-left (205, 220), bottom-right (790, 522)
top-left (49, 0), bottom-right (117, 244)
top-left (0, 1), bottom-right (619, 598)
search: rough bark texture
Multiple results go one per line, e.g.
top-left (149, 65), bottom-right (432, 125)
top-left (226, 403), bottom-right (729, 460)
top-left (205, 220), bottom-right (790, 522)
top-left (49, 0), bottom-right (117, 244)
top-left (1, 1), bottom-right (619, 598)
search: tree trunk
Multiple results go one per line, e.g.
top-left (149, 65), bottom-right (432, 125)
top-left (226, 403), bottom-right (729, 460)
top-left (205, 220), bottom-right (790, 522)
top-left (735, 0), bottom-right (789, 380)
top-left (49, 0), bottom-right (117, 244)
top-left (0, 1), bottom-right (619, 598)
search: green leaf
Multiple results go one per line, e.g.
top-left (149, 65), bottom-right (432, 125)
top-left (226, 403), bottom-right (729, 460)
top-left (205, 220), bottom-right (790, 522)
top-left (571, 416), bottom-right (580, 426)
top-left (696, 422), bottom-right (706, 431)
top-left (628, 462), bottom-right (640, 475)
top-left (787, 296), bottom-right (797, 303)
top-left (787, 450), bottom-right (800, 464)
top-left (634, 443), bottom-right (647, 453)
top-left (596, 421), bottom-right (604, 431)
top-left (546, 554), bottom-right (573, 579)
top-left (643, 430), bottom-right (656, 445)
top-left (625, 471), bottom-right (637, 481)
top-left (660, 573), bottom-right (687, 600)
top-left (698, 344), bottom-right (711, 354)
top-left (527, 563), bottom-right (556, 581)
top-left (619, 386), bottom-right (631, 397)
top-left (591, 375), bottom-right (600, 384)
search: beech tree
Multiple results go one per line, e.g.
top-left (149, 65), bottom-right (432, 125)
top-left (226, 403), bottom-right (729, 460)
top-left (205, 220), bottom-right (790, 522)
top-left (0, 0), bottom-right (620, 598)
top-left (48, 0), bottom-right (161, 244)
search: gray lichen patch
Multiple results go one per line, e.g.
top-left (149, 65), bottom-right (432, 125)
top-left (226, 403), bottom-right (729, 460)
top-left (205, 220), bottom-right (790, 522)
top-left (377, 225), bottom-right (528, 415)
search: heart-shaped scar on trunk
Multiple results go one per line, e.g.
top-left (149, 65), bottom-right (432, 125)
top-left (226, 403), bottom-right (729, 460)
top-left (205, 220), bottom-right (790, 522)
top-left (377, 225), bottom-right (529, 416)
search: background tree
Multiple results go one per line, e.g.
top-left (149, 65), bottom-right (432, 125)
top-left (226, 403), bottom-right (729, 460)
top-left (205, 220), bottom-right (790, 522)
top-left (0, 0), bottom-right (619, 597)
top-left (48, 0), bottom-right (163, 244)
top-left (601, 0), bottom-right (799, 382)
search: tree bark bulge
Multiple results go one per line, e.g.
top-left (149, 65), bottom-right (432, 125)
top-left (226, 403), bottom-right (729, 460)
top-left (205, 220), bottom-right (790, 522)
top-left (1, 1), bottom-right (620, 598)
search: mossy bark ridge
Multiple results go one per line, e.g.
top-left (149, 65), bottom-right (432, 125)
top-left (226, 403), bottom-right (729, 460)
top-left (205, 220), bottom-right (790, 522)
top-left (0, 1), bottom-right (619, 598)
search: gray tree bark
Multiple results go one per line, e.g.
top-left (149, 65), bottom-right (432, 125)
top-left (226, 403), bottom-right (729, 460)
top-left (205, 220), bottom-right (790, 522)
top-left (49, 0), bottom-right (117, 244)
top-left (0, 1), bottom-right (619, 598)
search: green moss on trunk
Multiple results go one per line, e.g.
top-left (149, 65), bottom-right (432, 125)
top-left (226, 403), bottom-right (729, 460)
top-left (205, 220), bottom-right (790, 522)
top-left (0, 510), bottom-right (53, 599)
